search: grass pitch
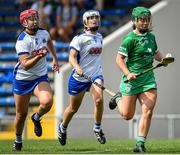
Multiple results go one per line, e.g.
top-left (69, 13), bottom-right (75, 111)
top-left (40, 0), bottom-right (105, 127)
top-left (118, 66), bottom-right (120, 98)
top-left (0, 139), bottom-right (180, 154)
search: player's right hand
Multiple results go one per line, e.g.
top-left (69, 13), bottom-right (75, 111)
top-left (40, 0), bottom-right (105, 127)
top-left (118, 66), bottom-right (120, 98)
top-left (75, 67), bottom-right (83, 76)
top-left (126, 72), bottom-right (136, 81)
top-left (32, 47), bottom-right (48, 57)
top-left (37, 47), bottom-right (48, 57)
top-left (162, 53), bottom-right (173, 67)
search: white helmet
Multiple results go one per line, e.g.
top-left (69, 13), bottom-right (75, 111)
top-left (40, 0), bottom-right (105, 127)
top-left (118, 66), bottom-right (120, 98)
top-left (83, 10), bottom-right (100, 30)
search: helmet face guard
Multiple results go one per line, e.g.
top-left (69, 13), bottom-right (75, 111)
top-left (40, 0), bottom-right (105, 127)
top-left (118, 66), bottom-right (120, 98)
top-left (83, 10), bottom-right (101, 31)
top-left (19, 9), bottom-right (39, 31)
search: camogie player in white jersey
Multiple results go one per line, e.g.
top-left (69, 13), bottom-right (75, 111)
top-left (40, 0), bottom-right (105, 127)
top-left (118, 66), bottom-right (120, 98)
top-left (13, 9), bottom-right (59, 151)
top-left (58, 10), bottom-right (106, 146)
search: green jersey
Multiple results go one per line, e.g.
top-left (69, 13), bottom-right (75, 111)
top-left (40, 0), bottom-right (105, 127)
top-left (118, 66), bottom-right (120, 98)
top-left (118, 31), bottom-right (158, 95)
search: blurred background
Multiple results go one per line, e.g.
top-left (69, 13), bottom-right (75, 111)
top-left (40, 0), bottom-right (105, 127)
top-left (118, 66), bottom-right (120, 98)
top-left (0, 0), bottom-right (179, 140)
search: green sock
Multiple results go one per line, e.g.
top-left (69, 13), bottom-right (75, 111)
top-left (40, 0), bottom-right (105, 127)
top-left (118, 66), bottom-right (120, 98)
top-left (137, 136), bottom-right (146, 146)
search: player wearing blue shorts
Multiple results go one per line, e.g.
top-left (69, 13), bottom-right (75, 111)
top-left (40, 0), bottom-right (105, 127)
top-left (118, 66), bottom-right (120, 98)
top-left (58, 10), bottom-right (106, 146)
top-left (13, 9), bottom-right (59, 151)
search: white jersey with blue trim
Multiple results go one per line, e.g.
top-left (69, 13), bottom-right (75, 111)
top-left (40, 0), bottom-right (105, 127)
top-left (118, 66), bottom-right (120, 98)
top-left (14, 29), bottom-right (50, 80)
top-left (69, 31), bottom-right (103, 82)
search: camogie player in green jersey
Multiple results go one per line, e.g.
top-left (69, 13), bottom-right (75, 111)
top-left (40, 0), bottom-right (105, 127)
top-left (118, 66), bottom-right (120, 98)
top-left (109, 6), bottom-right (170, 153)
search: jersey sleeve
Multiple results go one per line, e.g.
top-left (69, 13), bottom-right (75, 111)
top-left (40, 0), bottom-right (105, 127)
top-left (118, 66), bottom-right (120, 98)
top-left (15, 40), bottom-right (30, 55)
top-left (118, 36), bottom-right (133, 57)
top-left (69, 36), bottom-right (81, 53)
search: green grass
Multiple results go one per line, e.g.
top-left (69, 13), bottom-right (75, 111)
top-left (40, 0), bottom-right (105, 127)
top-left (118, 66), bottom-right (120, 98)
top-left (1, 139), bottom-right (180, 154)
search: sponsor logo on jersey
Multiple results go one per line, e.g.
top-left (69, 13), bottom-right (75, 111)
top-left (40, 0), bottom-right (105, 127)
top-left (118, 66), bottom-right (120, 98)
top-left (89, 47), bottom-right (102, 54)
top-left (83, 40), bottom-right (91, 46)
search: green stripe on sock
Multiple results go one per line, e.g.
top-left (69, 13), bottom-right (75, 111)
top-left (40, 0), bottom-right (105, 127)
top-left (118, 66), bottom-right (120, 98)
top-left (115, 97), bottom-right (120, 103)
top-left (137, 136), bottom-right (146, 146)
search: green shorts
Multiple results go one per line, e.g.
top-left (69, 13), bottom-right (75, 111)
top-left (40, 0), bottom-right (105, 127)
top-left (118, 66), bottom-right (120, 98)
top-left (120, 72), bottom-right (157, 96)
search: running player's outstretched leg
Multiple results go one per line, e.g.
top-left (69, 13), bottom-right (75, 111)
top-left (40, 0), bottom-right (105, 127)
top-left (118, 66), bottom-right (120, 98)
top-left (91, 79), bottom-right (106, 144)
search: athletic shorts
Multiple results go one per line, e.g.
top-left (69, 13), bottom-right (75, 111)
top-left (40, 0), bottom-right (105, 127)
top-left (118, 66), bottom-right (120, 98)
top-left (13, 75), bottom-right (49, 95)
top-left (120, 71), bottom-right (157, 96)
top-left (68, 73), bottom-right (104, 96)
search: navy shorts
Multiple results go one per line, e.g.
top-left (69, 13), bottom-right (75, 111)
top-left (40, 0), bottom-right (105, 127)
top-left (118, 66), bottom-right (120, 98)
top-left (13, 75), bottom-right (49, 95)
top-left (68, 73), bottom-right (103, 96)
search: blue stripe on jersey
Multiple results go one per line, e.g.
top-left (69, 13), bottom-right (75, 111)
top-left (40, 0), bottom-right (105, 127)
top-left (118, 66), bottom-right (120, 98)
top-left (69, 46), bottom-right (80, 53)
top-left (18, 52), bottom-right (29, 55)
top-left (13, 62), bottom-right (21, 78)
top-left (18, 32), bottom-right (26, 41)
top-left (39, 28), bottom-right (45, 30)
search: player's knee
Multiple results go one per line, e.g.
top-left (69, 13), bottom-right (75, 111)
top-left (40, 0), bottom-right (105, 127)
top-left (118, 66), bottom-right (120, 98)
top-left (69, 107), bottom-right (78, 114)
top-left (94, 96), bottom-right (103, 106)
top-left (122, 115), bottom-right (133, 120)
top-left (39, 95), bottom-right (53, 109)
top-left (121, 112), bottom-right (133, 120)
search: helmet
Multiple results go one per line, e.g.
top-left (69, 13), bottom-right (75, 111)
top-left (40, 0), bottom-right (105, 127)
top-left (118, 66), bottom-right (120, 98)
top-left (19, 9), bottom-right (38, 24)
top-left (83, 10), bottom-right (100, 27)
top-left (132, 6), bottom-right (151, 20)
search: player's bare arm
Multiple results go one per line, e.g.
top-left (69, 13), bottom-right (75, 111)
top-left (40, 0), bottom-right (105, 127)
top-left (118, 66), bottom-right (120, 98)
top-left (47, 38), bottom-right (58, 60)
top-left (154, 50), bottom-right (164, 62)
top-left (69, 48), bottom-right (83, 76)
top-left (47, 39), bottom-right (59, 73)
top-left (19, 53), bottom-right (44, 70)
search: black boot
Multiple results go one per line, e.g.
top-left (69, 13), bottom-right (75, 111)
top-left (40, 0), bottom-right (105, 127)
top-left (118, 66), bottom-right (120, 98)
top-left (109, 92), bottom-right (122, 110)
